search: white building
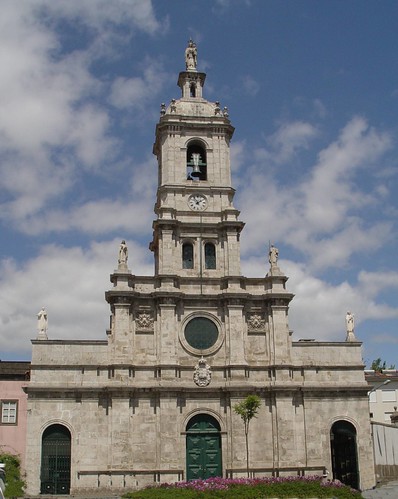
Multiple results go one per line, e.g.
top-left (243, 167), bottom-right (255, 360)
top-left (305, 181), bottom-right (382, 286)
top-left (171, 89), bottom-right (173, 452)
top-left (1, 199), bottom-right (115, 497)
top-left (25, 42), bottom-right (375, 495)
top-left (366, 370), bottom-right (398, 424)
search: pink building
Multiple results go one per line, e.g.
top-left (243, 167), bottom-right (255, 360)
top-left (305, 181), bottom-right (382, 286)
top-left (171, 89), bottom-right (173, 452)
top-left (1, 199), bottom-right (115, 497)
top-left (0, 361), bottom-right (30, 471)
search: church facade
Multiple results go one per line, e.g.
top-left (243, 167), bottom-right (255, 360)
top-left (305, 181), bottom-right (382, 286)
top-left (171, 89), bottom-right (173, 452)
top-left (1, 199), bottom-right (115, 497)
top-left (25, 43), bottom-right (375, 495)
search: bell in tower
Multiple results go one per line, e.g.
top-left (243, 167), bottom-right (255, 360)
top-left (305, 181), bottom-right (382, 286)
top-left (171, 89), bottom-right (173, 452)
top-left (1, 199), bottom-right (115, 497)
top-left (187, 146), bottom-right (207, 181)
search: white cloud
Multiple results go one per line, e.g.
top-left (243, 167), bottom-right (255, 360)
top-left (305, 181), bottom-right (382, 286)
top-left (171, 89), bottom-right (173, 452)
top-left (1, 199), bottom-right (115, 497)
top-left (308, 220), bottom-right (392, 270)
top-left (274, 260), bottom-right (398, 341)
top-left (267, 121), bottom-right (318, 164)
top-left (230, 140), bottom-right (246, 175)
top-left (260, 120), bottom-right (319, 165)
top-left (10, 154), bottom-right (158, 236)
top-left (0, 2), bottom-right (163, 232)
top-left (238, 116), bottom-right (393, 270)
top-left (0, 239), bottom-right (153, 359)
top-left (109, 62), bottom-right (169, 110)
top-left (17, 199), bottom-right (152, 236)
top-left (303, 117), bottom-right (392, 232)
top-left (358, 271), bottom-right (398, 296)
top-left (37, 0), bottom-right (163, 36)
top-left (241, 75), bottom-right (260, 96)
top-left (313, 98), bottom-right (327, 119)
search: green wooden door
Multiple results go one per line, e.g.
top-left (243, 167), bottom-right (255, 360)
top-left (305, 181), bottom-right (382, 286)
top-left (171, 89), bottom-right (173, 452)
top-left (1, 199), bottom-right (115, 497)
top-left (186, 414), bottom-right (222, 480)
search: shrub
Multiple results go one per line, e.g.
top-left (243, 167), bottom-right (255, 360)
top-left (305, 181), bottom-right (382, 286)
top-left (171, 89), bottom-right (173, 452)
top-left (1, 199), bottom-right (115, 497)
top-left (0, 453), bottom-right (25, 497)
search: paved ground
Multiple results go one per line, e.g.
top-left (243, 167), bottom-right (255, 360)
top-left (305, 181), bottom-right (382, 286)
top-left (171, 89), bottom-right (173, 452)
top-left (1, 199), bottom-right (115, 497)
top-left (362, 480), bottom-right (398, 498)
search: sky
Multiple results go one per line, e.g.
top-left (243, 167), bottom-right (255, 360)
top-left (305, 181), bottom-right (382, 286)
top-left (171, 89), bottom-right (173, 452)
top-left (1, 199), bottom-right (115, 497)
top-left (1, 0), bottom-right (398, 368)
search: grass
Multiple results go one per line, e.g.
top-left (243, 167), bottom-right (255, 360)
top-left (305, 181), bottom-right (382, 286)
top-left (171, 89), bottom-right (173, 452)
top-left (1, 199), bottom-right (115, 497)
top-left (123, 476), bottom-right (364, 498)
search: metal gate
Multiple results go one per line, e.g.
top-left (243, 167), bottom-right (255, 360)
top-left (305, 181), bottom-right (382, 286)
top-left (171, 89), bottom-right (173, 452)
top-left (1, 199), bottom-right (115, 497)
top-left (41, 424), bottom-right (71, 494)
top-left (330, 420), bottom-right (359, 490)
top-left (186, 414), bottom-right (222, 480)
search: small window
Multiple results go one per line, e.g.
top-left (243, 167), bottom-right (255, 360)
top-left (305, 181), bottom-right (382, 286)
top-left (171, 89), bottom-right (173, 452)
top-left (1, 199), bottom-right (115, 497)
top-left (205, 243), bottom-right (216, 269)
top-left (1, 400), bottom-right (18, 424)
top-left (183, 243), bottom-right (194, 269)
top-left (382, 389), bottom-right (396, 402)
top-left (190, 82), bottom-right (196, 97)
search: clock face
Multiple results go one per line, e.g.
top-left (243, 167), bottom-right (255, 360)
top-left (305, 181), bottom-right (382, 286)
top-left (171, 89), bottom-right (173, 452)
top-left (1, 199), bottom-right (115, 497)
top-left (188, 194), bottom-right (208, 211)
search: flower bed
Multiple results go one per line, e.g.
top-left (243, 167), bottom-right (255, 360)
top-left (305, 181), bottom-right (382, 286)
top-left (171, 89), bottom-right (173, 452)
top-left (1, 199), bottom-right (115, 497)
top-left (123, 475), bottom-right (364, 498)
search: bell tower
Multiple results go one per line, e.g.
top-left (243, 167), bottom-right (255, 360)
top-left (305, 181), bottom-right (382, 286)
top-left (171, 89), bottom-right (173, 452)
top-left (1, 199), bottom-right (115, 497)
top-left (150, 40), bottom-right (244, 281)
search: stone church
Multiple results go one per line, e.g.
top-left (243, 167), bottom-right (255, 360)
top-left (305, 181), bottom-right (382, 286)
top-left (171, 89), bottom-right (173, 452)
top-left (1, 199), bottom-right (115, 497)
top-left (25, 42), bottom-right (375, 495)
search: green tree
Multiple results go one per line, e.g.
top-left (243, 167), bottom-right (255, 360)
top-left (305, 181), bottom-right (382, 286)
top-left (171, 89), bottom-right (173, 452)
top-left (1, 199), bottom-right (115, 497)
top-left (371, 358), bottom-right (395, 373)
top-left (233, 394), bottom-right (261, 477)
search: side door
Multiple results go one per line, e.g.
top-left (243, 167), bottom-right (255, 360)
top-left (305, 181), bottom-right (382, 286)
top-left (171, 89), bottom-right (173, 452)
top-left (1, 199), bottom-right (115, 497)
top-left (41, 424), bottom-right (71, 495)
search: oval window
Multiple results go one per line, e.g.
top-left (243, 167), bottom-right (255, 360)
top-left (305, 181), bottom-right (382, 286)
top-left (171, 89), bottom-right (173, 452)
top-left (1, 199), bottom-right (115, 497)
top-left (184, 317), bottom-right (219, 350)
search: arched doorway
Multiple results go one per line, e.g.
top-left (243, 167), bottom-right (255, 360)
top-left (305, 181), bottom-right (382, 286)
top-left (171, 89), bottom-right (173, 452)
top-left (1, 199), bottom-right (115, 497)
top-left (186, 414), bottom-right (222, 480)
top-left (41, 424), bottom-right (71, 494)
top-left (330, 420), bottom-right (359, 490)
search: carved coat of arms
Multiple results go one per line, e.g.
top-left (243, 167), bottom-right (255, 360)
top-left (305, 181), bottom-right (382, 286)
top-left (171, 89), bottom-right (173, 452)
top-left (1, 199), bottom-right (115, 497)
top-left (193, 357), bottom-right (211, 387)
top-left (135, 312), bottom-right (154, 332)
top-left (247, 313), bottom-right (266, 333)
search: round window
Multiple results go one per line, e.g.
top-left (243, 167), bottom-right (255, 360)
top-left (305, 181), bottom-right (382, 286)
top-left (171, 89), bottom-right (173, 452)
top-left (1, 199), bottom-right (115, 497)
top-left (184, 317), bottom-right (219, 350)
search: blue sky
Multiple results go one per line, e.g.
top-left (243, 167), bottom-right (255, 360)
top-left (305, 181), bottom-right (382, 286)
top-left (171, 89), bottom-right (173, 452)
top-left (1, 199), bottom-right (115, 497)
top-left (1, 0), bottom-right (398, 367)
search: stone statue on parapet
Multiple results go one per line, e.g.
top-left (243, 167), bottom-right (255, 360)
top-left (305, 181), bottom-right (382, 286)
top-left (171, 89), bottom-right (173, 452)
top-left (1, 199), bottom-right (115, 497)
top-left (269, 244), bottom-right (279, 267)
top-left (345, 311), bottom-right (356, 342)
top-left (267, 243), bottom-right (285, 277)
top-left (118, 240), bottom-right (128, 266)
top-left (266, 243), bottom-right (283, 277)
top-left (185, 39), bottom-right (197, 70)
top-left (37, 307), bottom-right (48, 340)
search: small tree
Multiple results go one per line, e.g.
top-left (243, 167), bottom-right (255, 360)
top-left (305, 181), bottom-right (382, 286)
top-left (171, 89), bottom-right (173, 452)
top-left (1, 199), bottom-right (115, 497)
top-left (0, 453), bottom-right (25, 497)
top-left (371, 358), bottom-right (395, 373)
top-left (233, 394), bottom-right (261, 477)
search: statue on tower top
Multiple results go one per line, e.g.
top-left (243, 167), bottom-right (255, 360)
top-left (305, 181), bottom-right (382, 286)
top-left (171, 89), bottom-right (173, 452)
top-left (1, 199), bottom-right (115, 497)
top-left (185, 39), bottom-right (197, 71)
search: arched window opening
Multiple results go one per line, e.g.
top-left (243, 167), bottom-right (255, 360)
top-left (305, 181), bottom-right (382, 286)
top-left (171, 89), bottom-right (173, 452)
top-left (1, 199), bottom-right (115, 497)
top-left (205, 243), bottom-right (216, 269)
top-left (183, 243), bottom-right (194, 269)
top-left (187, 142), bottom-right (207, 181)
top-left (190, 82), bottom-right (196, 97)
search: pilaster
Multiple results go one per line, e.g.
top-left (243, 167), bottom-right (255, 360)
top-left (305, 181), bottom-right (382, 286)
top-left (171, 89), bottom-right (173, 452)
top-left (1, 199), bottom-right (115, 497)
top-left (226, 301), bottom-right (246, 365)
top-left (109, 298), bottom-right (132, 363)
top-left (158, 299), bottom-right (178, 365)
top-left (270, 300), bottom-right (292, 365)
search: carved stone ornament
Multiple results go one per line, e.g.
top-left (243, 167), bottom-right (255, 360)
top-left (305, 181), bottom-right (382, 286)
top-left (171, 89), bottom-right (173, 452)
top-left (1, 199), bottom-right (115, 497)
top-left (247, 313), bottom-right (266, 333)
top-left (193, 357), bottom-right (211, 387)
top-left (135, 312), bottom-right (154, 332)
